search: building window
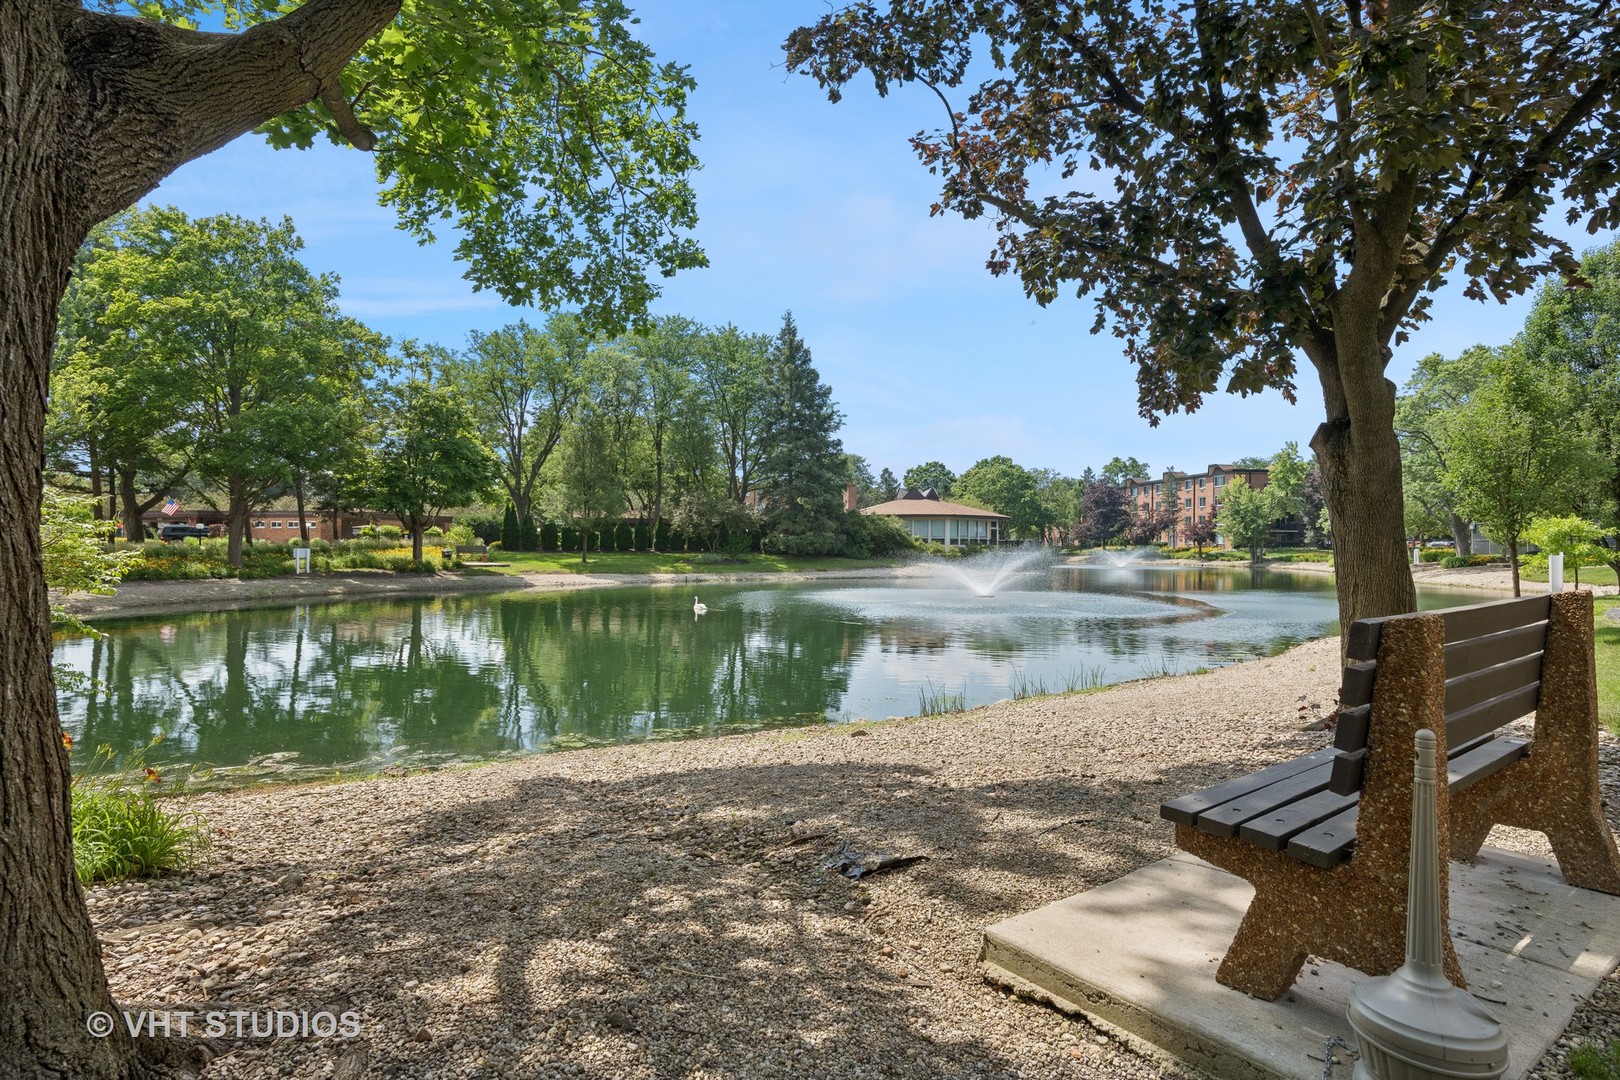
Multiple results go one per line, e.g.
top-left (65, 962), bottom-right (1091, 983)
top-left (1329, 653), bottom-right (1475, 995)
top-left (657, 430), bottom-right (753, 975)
top-left (1198, 498), bottom-right (1206, 508)
top-left (1153, 482), bottom-right (1161, 493)
top-left (253, 520), bottom-right (265, 529)
top-left (270, 520), bottom-right (282, 529)
top-left (1184, 515), bottom-right (1192, 526)
top-left (1214, 475), bottom-right (1226, 487)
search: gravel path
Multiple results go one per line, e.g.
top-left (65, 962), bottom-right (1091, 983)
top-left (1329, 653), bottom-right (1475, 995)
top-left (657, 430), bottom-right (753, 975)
top-left (83, 634), bottom-right (1620, 1079)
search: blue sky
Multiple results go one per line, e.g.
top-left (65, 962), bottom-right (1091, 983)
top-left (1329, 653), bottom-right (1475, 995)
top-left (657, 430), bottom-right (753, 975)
top-left (145, 1), bottom-right (1615, 483)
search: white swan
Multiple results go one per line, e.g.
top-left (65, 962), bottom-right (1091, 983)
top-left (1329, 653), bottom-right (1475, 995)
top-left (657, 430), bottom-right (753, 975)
top-left (693, 596), bottom-right (708, 615)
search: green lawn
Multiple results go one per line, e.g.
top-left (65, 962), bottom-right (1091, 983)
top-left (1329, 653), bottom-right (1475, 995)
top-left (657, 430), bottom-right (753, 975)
top-left (466, 550), bottom-right (901, 576)
top-left (1597, 597), bottom-right (1620, 736)
top-left (1519, 563), bottom-right (1619, 588)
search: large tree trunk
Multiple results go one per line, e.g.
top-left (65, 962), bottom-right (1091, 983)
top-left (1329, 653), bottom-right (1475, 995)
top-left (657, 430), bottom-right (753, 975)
top-left (294, 474), bottom-right (309, 544)
top-left (226, 471), bottom-right (249, 567)
top-left (1310, 332), bottom-right (1418, 638)
top-left (0, 17), bottom-right (140, 1079)
top-left (3, 3), bottom-right (400, 1076)
top-left (1449, 511), bottom-right (1472, 558)
top-left (117, 468), bottom-right (144, 542)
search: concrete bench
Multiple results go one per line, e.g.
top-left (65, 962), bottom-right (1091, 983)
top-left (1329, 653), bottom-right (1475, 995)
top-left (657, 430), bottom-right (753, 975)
top-left (1160, 591), bottom-right (1620, 999)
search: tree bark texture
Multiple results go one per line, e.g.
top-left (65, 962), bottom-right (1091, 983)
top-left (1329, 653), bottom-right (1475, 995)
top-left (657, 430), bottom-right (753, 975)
top-left (1308, 320), bottom-right (1419, 639)
top-left (2, 3), bottom-right (398, 1076)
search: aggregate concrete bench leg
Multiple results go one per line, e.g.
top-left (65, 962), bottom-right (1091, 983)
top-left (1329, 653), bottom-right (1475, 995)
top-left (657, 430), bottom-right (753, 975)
top-left (1176, 614), bottom-right (1466, 999)
top-left (1450, 591), bottom-right (1620, 894)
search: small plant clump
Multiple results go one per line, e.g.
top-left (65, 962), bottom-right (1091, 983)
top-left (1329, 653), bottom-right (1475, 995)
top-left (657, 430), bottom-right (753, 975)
top-left (1570, 1040), bottom-right (1620, 1080)
top-left (916, 680), bottom-right (966, 716)
top-left (71, 786), bottom-right (209, 885)
top-left (69, 740), bottom-right (209, 885)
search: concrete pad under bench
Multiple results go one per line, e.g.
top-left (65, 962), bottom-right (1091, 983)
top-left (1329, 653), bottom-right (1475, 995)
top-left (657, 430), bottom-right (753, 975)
top-left (979, 847), bottom-right (1620, 1080)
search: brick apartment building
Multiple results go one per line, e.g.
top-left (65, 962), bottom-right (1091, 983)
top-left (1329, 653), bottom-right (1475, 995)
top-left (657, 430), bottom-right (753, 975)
top-left (1126, 464), bottom-right (1279, 548)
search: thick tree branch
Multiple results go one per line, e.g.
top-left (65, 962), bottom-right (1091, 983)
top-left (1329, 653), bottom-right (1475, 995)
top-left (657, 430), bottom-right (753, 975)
top-left (60, 0), bottom-right (401, 225)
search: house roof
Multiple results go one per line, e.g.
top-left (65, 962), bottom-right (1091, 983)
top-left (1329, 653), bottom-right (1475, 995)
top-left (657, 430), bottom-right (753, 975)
top-left (861, 492), bottom-right (1010, 520)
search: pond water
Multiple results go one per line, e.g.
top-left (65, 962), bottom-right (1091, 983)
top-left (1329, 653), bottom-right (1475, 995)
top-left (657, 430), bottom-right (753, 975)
top-left (54, 564), bottom-right (1491, 785)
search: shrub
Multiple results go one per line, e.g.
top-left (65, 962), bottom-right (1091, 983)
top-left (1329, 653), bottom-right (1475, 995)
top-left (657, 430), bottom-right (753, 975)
top-left (840, 512), bottom-right (911, 557)
top-left (71, 786), bottom-right (207, 885)
top-left (444, 523), bottom-right (477, 547)
top-left (385, 556), bottom-right (435, 573)
top-left (457, 510), bottom-right (504, 545)
top-left (1420, 547), bottom-right (1454, 562)
top-left (1440, 555), bottom-right (1469, 568)
top-left (541, 522), bottom-right (560, 551)
top-left (424, 525), bottom-right (445, 538)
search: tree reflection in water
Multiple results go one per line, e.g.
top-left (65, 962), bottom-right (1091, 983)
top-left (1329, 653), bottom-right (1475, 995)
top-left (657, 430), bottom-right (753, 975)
top-left (54, 570), bottom-right (1450, 783)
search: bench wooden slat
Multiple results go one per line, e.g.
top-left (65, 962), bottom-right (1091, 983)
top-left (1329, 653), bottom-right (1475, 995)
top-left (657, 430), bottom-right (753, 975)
top-left (1328, 748), bottom-right (1365, 796)
top-left (1448, 735), bottom-right (1531, 791)
top-left (1445, 652), bottom-right (1544, 716)
top-left (1238, 788), bottom-right (1359, 850)
top-left (1346, 594), bottom-right (1552, 662)
top-left (1443, 622), bottom-right (1547, 680)
top-left (1193, 762), bottom-right (1334, 839)
top-left (1158, 748), bottom-right (1337, 826)
top-left (1286, 806), bottom-right (1359, 868)
top-left (1446, 682), bottom-right (1540, 747)
top-left (1340, 662), bottom-right (1377, 709)
top-left (1333, 704), bottom-right (1370, 752)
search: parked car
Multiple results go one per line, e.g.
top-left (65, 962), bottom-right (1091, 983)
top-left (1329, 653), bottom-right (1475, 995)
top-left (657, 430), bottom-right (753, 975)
top-left (156, 523), bottom-right (211, 541)
top-left (1424, 540), bottom-right (1452, 549)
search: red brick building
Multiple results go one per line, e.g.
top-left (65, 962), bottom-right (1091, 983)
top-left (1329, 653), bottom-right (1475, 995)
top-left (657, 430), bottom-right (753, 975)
top-left (1126, 464), bottom-right (1271, 548)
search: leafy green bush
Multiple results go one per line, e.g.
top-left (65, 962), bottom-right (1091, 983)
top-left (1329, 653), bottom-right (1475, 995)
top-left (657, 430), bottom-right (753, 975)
top-left (1420, 547), bottom-right (1455, 562)
top-left (840, 512), bottom-right (911, 558)
top-left (457, 510), bottom-right (505, 544)
top-left (424, 525), bottom-right (445, 538)
top-left (385, 556), bottom-right (435, 573)
top-left (71, 786), bottom-right (207, 885)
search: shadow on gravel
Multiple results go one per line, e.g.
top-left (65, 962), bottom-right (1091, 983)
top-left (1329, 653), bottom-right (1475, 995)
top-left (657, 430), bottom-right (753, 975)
top-left (93, 739), bottom-right (1322, 1079)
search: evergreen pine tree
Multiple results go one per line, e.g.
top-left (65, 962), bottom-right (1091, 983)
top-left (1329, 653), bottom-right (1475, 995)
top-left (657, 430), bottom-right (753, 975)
top-left (518, 512), bottom-right (540, 551)
top-left (501, 502), bottom-right (520, 550)
top-left (758, 311), bottom-right (846, 554)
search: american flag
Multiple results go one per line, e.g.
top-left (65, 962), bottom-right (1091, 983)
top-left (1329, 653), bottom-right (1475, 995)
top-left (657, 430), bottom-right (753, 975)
top-left (160, 497), bottom-right (180, 517)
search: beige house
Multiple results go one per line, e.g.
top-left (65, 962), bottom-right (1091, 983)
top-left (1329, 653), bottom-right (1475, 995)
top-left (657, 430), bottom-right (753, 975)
top-left (861, 488), bottom-right (1011, 546)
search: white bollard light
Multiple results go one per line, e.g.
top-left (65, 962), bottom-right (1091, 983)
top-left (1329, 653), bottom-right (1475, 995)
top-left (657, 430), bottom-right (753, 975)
top-left (1347, 730), bottom-right (1508, 1079)
top-left (1549, 553), bottom-right (1564, 594)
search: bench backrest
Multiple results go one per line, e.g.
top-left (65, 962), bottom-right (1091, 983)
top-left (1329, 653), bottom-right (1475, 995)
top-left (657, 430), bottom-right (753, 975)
top-left (1328, 593), bottom-right (1550, 795)
top-left (455, 544), bottom-right (488, 556)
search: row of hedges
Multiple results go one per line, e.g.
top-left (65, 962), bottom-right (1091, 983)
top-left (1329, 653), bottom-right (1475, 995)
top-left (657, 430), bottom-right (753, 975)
top-left (1160, 549), bottom-right (1258, 561)
top-left (122, 539), bottom-right (442, 580)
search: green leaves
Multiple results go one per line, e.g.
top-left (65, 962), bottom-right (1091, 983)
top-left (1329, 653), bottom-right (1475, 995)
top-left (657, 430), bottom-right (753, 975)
top-left (250, 0), bottom-right (706, 331)
top-left (787, 1), bottom-right (1620, 419)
